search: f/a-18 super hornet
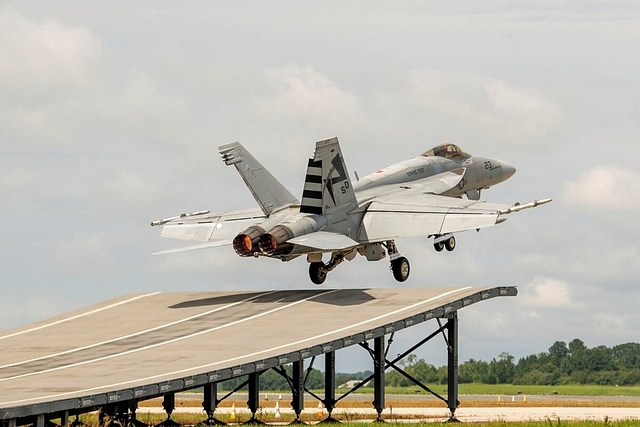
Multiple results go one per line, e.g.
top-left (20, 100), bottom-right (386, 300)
top-left (152, 137), bottom-right (551, 284)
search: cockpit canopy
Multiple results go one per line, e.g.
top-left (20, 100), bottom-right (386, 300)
top-left (421, 143), bottom-right (471, 160)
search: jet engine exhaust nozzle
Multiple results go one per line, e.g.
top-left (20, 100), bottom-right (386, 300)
top-left (258, 233), bottom-right (278, 255)
top-left (233, 225), bottom-right (269, 257)
top-left (233, 234), bottom-right (254, 257)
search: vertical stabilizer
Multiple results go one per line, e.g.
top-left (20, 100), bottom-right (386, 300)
top-left (300, 137), bottom-right (357, 217)
top-left (219, 142), bottom-right (298, 216)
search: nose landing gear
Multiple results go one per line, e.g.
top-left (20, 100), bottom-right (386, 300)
top-left (434, 235), bottom-right (456, 252)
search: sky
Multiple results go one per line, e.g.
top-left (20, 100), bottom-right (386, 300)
top-left (1, 1), bottom-right (639, 373)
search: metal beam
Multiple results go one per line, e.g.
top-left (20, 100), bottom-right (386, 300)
top-left (373, 336), bottom-right (385, 422)
top-left (446, 313), bottom-right (459, 421)
top-left (323, 351), bottom-right (336, 419)
top-left (291, 360), bottom-right (304, 423)
top-left (201, 383), bottom-right (225, 425)
top-left (246, 372), bottom-right (261, 423)
top-left (156, 393), bottom-right (181, 427)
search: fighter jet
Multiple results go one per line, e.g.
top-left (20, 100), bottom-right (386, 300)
top-left (152, 137), bottom-right (550, 284)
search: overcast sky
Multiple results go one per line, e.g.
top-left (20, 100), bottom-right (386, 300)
top-left (1, 2), bottom-right (639, 372)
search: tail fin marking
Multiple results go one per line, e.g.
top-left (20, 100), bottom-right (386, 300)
top-left (300, 137), bottom-right (357, 218)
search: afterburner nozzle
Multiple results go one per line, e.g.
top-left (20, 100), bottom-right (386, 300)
top-left (232, 234), bottom-right (254, 257)
top-left (258, 233), bottom-right (278, 255)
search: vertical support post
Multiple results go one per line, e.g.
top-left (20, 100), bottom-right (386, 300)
top-left (8, 419), bottom-right (17, 427)
top-left (202, 383), bottom-right (225, 425)
top-left (163, 393), bottom-right (176, 420)
top-left (291, 360), bottom-right (304, 423)
top-left (373, 336), bottom-right (385, 422)
top-left (323, 351), bottom-right (336, 419)
top-left (446, 312), bottom-right (459, 421)
top-left (247, 372), bottom-right (260, 421)
top-left (158, 393), bottom-right (180, 427)
top-left (98, 409), bottom-right (107, 427)
top-left (36, 416), bottom-right (45, 427)
top-left (62, 411), bottom-right (69, 427)
top-left (129, 400), bottom-right (150, 427)
top-left (203, 383), bottom-right (217, 417)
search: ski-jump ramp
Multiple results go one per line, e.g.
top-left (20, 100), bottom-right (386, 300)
top-left (0, 286), bottom-right (516, 426)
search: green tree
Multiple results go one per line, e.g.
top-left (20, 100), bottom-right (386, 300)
top-left (612, 343), bottom-right (640, 369)
top-left (568, 338), bottom-right (586, 353)
top-left (488, 353), bottom-right (515, 384)
top-left (549, 341), bottom-right (569, 367)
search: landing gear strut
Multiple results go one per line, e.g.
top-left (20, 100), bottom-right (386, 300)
top-left (385, 240), bottom-right (410, 282)
top-left (308, 253), bottom-right (345, 285)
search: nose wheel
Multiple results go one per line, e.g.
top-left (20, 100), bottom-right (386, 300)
top-left (434, 235), bottom-right (456, 252)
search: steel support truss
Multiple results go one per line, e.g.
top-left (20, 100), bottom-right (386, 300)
top-left (329, 312), bottom-right (460, 422)
top-left (267, 312), bottom-right (460, 423)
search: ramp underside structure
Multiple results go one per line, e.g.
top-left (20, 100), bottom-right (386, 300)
top-left (0, 286), bottom-right (516, 425)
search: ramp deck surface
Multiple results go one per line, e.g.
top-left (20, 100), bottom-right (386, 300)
top-left (0, 286), bottom-right (515, 418)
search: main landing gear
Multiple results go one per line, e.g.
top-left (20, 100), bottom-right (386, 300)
top-left (385, 240), bottom-right (410, 282)
top-left (307, 240), bottom-right (411, 284)
top-left (308, 253), bottom-right (345, 285)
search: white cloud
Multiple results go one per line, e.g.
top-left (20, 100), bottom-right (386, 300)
top-left (48, 234), bottom-right (116, 278)
top-left (103, 171), bottom-right (160, 200)
top-left (402, 70), bottom-right (560, 145)
top-left (563, 166), bottom-right (640, 211)
top-left (0, 166), bottom-right (37, 192)
top-left (255, 65), bottom-right (367, 131)
top-left (519, 277), bottom-right (586, 310)
top-left (0, 7), bottom-right (101, 95)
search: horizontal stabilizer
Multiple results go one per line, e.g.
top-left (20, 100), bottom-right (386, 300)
top-left (287, 231), bottom-right (359, 251)
top-left (153, 240), bottom-right (232, 255)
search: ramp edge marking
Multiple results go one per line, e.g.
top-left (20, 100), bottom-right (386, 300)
top-left (0, 291), bottom-right (277, 371)
top-left (0, 287), bottom-right (469, 406)
top-left (0, 289), bottom-right (341, 387)
top-left (0, 292), bottom-right (162, 341)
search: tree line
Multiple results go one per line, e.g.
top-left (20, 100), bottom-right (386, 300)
top-left (219, 340), bottom-right (640, 391)
top-left (388, 339), bottom-right (640, 386)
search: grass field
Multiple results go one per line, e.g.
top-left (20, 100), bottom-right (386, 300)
top-left (145, 384), bottom-right (640, 410)
top-left (381, 384), bottom-right (640, 397)
top-left (60, 413), bottom-right (640, 427)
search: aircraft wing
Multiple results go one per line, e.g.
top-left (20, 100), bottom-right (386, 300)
top-left (358, 193), bottom-right (551, 242)
top-left (151, 208), bottom-right (266, 253)
top-left (153, 240), bottom-right (233, 255)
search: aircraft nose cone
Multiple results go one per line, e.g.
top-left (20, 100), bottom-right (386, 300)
top-left (501, 161), bottom-right (516, 180)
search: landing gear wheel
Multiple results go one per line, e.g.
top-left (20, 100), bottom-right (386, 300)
top-left (309, 262), bottom-right (327, 285)
top-left (434, 241), bottom-right (445, 252)
top-left (445, 236), bottom-right (456, 252)
top-left (391, 257), bottom-right (410, 282)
